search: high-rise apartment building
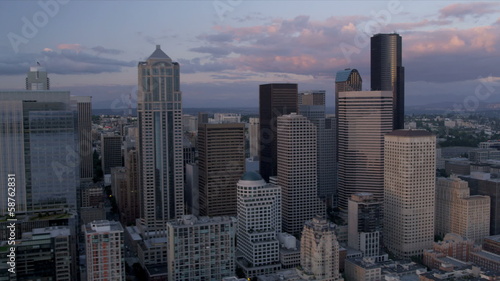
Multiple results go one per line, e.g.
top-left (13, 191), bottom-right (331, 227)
top-left (371, 33), bottom-right (405, 129)
top-left (299, 216), bottom-right (343, 281)
top-left (198, 122), bottom-right (245, 217)
top-left (26, 63), bottom-right (50, 90)
top-left (337, 91), bottom-right (393, 210)
top-left (384, 130), bottom-right (436, 258)
top-left (135, 45), bottom-right (184, 266)
top-left (259, 83), bottom-right (298, 181)
top-left (299, 90), bottom-right (337, 205)
top-left (236, 171), bottom-right (282, 277)
top-left (167, 215), bottom-right (236, 281)
top-left (0, 91), bottom-right (79, 214)
top-left (348, 193), bottom-right (383, 257)
top-left (101, 134), bottom-right (123, 175)
top-left (84, 220), bottom-right (125, 281)
top-left (249, 117), bottom-right (260, 159)
top-left (277, 113), bottom-right (325, 235)
top-left (435, 176), bottom-right (490, 243)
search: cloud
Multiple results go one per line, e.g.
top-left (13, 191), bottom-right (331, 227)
top-left (177, 58), bottom-right (235, 74)
top-left (91, 46), bottom-right (123, 55)
top-left (0, 47), bottom-right (135, 76)
top-left (189, 46), bottom-right (231, 57)
top-left (439, 2), bottom-right (500, 20)
top-left (57, 44), bottom-right (83, 52)
top-left (180, 12), bottom-right (500, 85)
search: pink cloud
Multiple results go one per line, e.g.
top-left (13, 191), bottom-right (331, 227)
top-left (189, 13), bottom-right (500, 83)
top-left (57, 44), bottom-right (83, 52)
top-left (439, 2), bottom-right (500, 20)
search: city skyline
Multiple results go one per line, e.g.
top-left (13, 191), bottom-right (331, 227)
top-left (1, 1), bottom-right (499, 109)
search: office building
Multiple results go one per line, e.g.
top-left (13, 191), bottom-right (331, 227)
top-left (337, 91), bottom-right (393, 210)
top-left (198, 123), bottom-right (245, 217)
top-left (259, 83), bottom-right (298, 181)
top-left (299, 90), bottom-right (337, 205)
top-left (26, 63), bottom-right (50, 90)
top-left (101, 134), bottom-right (123, 175)
top-left (371, 33), bottom-right (405, 129)
top-left (483, 235), bottom-right (500, 254)
top-left (213, 113), bottom-right (241, 123)
top-left (236, 171), bottom-right (282, 277)
top-left (348, 193), bottom-right (382, 257)
top-left (84, 220), bottom-right (125, 281)
top-left (15, 226), bottom-right (75, 281)
top-left (460, 172), bottom-right (500, 235)
top-left (299, 216), bottom-right (343, 281)
top-left (435, 176), bottom-right (490, 243)
top-left (72, 96), bottom-right (93, 181)
top-left (384, 130), bottom-right (436, 258)
top-left (249, 117), bottom-right (260, 159)
top-left (167, 215), bottom-right (236, 281)
top-left (135, 45), bottom-right (184, 265)
top-left (335, 68), bottom-right (362, 133)
top-left (277, 113), bottom-right (325, 235)
top-left (0, 91), bottom-right (79, 215)
top-left (122, 148), bottom-right (140, 225)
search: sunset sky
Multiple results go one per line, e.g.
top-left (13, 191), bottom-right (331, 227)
top-left (1, 1), bottom-right (499, 109)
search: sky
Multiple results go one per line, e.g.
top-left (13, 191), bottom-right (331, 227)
top-left (1, 0), bottom-right (500, 110)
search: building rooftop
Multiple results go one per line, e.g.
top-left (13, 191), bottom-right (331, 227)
top-left (335, 68), bottom-right (359, 83)
top-left (169, 215), bottom-right (236, 227)
top-left (85, 220), bottom-right (123, 234)
top-left (485, 234), bottom-right (500, 243)
top-left (147, 45), bottom-right (171, 60)
top-left (240, 171), bottom-right (263, 181)
top-left (386, 129), bottom-right (434, 137)
top-left (471, 250), bottom-right (500, 262)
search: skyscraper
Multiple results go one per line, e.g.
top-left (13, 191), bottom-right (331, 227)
top-left (277, 113), bottom-right (325, 235)
top-left (335, 68), bottom-right (362, 121)
top-left (248, 117), bottom-right (260, 159)
top-left (236, 171), bottom-right (282, 277)
top-left (136, 45), bottom-right (184, 265)
top-left (26, 63), bottom-right (50, 90)
top-left (198, 122), bottom-right (245, 217)
top-left (71, 96), bottom-right (93, 182)
top-left (384, 130), bottom-right (435, 258)
top-left (0, 91), bottom-right (79, 214)
top-left (101, 133), bottom-right (123, 175)
top-left (259, 83), bottom-right (298, 182)
top-left (299, 90), bottom-right (337, 205)
top-left (371, 33), bottom-right (405, 130)
top-left (337, 91), bottom-right (393, 210)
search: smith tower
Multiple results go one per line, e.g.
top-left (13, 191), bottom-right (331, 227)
top-left (137, 45), bottom-right (184, 230)
top-left (371, 33), bottom-right (405, 129)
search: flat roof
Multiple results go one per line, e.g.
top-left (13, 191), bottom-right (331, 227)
top-left (386, 129), bottom-right (434, 137)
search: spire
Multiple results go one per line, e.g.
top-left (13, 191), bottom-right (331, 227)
top-left (147, 44), bottom-right (171, 60)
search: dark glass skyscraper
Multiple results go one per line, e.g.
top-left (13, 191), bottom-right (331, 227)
top-left (371, 33), bottom-right (405, 130)
top-left (259, 83), bottom-right (298, 182)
